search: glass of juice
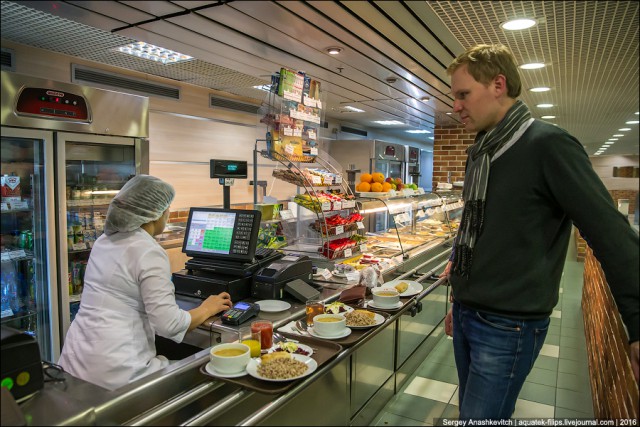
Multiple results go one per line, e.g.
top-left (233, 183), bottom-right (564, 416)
top-left (250, 320), bottom-right (273, 351)
top-left (306, 298), bottom-right (325, 327)
top-left (240, 327), bottom-right (261, 358)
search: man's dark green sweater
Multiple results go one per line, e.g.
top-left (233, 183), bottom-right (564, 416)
top-left (450, 120), bottom-right (639, 342)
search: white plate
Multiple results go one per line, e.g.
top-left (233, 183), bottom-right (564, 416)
top-left (246, 354), bottom-right (317, 382)
top-left (268, 343), bottom-right (314, 357)
top-left (330, 270), bottom-right (347, 278)
top-left (308, 327), bottom-right (352, 340)
top-left (346, 312), bottom-right (385, 329)
top-left (255, 300), bottom-right (292, 313)
top-left (381, 279), bottom-right (424, 297)
top-left (366, 300), bottom-right (404, 310)
top-left (204, 362), bottom-right (247, 378)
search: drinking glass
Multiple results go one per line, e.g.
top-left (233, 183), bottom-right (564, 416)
top-left (305, 298), bottom-right (324, 327)
top-left (250, 320), bottom-right (273, 350)
top-left (239, 327), bottom-right (261, 357)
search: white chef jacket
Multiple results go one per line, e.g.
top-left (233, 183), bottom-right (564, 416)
top-left (59, 228), bottom-right (191, 390)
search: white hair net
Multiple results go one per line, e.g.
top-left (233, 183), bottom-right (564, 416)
top-left (104, 175), bottom-right (175, 235)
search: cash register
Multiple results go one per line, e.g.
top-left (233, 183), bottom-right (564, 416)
top-left (172, 207), bottom-right (313, 302)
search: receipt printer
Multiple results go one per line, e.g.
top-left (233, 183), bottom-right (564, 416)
top-left (251, 254), bottom-right (313, 300)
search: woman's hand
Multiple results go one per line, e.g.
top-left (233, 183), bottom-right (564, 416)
top-left (440, 261), bottom-right (452, 280)
top-left (188, 292), bottom-right (232, 331)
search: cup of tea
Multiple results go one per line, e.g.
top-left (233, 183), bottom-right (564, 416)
top-left (305, 298), bottom-right (324, 327)
top-left (209, 343), bottom-right (251, 374)
top-left (251, 320), bottom-right (273, 350)
top-left (371, 287), bottom-right (400, 308)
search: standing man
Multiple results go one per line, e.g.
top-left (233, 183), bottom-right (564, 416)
top-left (442, 44), bottom-right (639, 420)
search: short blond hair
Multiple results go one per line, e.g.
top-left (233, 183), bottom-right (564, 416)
top-left (447, 44), bottom-right (522, 98)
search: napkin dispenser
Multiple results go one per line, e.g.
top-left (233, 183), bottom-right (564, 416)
top-left (0, 326), bottom-right (44, 401)
top-left (251, 254), bottom-right (313, 300)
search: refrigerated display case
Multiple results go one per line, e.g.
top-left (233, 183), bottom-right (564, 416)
top-left (1, 128), bottom-right (58, 362)
top-left (1, 71), bottom-right (148, 360)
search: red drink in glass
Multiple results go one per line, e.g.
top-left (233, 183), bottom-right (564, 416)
top-left (250, 320), bottom-right (273, 350)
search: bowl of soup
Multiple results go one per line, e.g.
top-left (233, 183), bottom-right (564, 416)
top-left (371, 287), bottom-right (400, 308)
top-left (312, 313), bottom-right (347, 337)
top-left (209, 343), bottom-right (251, 374)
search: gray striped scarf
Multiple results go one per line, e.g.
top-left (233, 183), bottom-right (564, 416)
top-left (451, 100), bottom-right (532, 277)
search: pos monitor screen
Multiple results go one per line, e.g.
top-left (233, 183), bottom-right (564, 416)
top-left (182, 207), bottom-right (262, 263)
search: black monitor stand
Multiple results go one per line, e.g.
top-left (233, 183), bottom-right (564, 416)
top-left (219, 178), bottom-right (231, 209)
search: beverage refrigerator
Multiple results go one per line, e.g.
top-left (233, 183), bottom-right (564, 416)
top-left (1, 71), bottom-right (149, 361)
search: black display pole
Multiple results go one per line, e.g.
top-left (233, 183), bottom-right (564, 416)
top-left (219, 178), bottom-right (231, 209)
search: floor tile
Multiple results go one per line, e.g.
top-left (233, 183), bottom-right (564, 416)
top-left (373, 411), bottom-right (430, 426)
top-left (404, 377), bottom-right (457, 404)
top-left (415, 362), bottom-right (459, 385)
top-left (440, 404), bottom-right (459, 421)
top-left (533, 355), bottom-right (559, 371)
top-left (554, 407), bottom-right (595, 418)
top-left (558, 358), bottom-right (589, 376)
top-left (544, 333), bottom-right (560, 346)
top-left (555, 388), bottom-right (593, 413)
top-left (519, 381), bottom-right (557, 406)
top-left (560, 326), bottom-right (586, 339)
top-left (513, 399), bottom-right (555, 418)
top-left (526, 367), bottom-right (558, 387)
top-left (560, 336), bottom-right (587, 350)
top-left (539, 344), bottom-right (560, 358)
top-left (559, 347), bottom-right (589, 363)
top-left (550, 310), bottom-right (562, 319)
top-left (556, 371), bottom-right (591, 392)
top-left (386, 393), bottom-right (448, 425)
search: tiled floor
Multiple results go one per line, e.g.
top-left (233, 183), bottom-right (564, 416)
top-left (372, 235), bottom-right (595, 425)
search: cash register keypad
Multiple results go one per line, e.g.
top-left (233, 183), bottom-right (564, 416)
top-left (231, 213), bottom-right (255, 255)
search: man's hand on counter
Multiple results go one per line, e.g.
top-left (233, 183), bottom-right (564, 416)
top-left (188, 292), bottom-right (232, 331)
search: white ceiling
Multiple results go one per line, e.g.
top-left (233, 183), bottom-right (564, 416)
top-left (1, 1), bottom-right (638, 155)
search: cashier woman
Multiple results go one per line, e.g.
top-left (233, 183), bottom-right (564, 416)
top-left (59, 175), bottom-right (232, 390)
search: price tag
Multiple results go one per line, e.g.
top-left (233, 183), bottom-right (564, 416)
top-left (379, 260), bottom-right (390, 270)
top-left (72, 243), bottom-right (87, 251)
top-left (316, 100), bottom-right (323, 109)
top-left (344, 248), bottom-right (353, 257)
top-left (342, 200), bottom-right (355, 209)
top-left (310, 147), bottom-right (318, 156)
top-left (283, 127), bottom-right (294, 136)
top-left (285, 144), bottom-right (295, 155)
top-left (417, 188), bottom-right (425, 195)
top-left (293, 128), bottom-right (303, 137)
top-left (335, 225), bottom-right (344, 235)
top-left (1, 252), bottom-right (11, 262)
top-left (334, 175), bottom-right (342, 184)
top-left (312, 175), bottom-right (322, 185)
top-left (332, 201), bottom-right (342, 211)
top-left (321, 269), bottom-right (333, 279)
top-left (417, 210), bottom-right (425, 218)
top-left (11, 200), bottom-right (29, 209)
top-left (396, 213), bottom-right (410, 223)
top-left (321, 202), bottom-right (332, 211)
top-left (360, 244), bottom-right (368, 252)
top-left (356, 221), bottom-right (365, 229)
top-left (388, 190), bottom-right (397, 197)
top-left (308, 130), bottom-right (317, 139)
top-left (345, 271), bottom-right (360, 282)
top-left (10, 250), bottom-right (26, 259)
top-left (280, 209), bottom-right (293, 219)
top-left (403, 189), bottom-right (415, 196)
top-left (0, 202), bottom-right (8, 211)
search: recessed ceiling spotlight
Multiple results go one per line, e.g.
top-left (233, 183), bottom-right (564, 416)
top-left (626, 120), bottom-right (639, 124)
top-left (519, 62), bottom-right (546, 70)
top-left (500, 17), bottom-right (538, 31)
top-left (446, 112), bottom-right (452, 115)
top-left (530, 87), bottom-right (551, 92)
top-left (536, 103), bottom-right (554, 108)
top-left (326, 47), bottom-right (343, 55)
top-left (541, 115), bottom-right (556, 119)
top-left (420, 96), bottom-right (430, 102)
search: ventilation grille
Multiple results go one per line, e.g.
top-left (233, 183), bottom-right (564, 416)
top-left (210, 95), bottom-right (261, 114)
top-left (1, 48), bottom-right (15, 71)
top-left (341, 126), bottom-right (368, 137)
top-left (72, 65), bottom-right (180, 100)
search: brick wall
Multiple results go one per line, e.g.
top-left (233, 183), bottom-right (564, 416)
top-left (582, 247), bottom-right (639, 419)
top-left (575, 229), bottom-right (587, 262)
top-left (609, 190), bottom-right (638, 215)
top-left (432, 125), bottom-right (474, 186)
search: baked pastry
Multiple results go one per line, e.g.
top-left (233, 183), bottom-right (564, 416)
top-left (260, 351), bottom-right (292, 363)
top-left (395, 282), bottom-right (409, 293)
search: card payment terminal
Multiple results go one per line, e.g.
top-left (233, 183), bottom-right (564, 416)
top-left (220, 301), bottom-right (261, 325)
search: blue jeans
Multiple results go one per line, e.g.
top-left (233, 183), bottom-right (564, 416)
top-left (452, 301), bottom-right (550, 420)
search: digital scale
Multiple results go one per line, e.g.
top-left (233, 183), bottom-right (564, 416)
top-left (220, 301), bottom-right (261, 326)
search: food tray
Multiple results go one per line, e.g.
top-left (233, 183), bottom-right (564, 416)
top-left (199, 335), bottom-right (343, 395)
top-left (279, 310), bottom-right (391, 348)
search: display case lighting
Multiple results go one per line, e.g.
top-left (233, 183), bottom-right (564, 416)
top-left (372, 120), bottom-right (404, 125)
top-left (343, 106), bottom-right (365, 112)
top-left (406, 129), bottom-right (431, 134)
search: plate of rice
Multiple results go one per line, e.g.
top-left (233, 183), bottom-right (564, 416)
top-left (247, 353), bottom-right (317, 382)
